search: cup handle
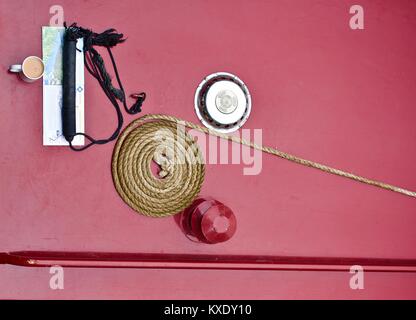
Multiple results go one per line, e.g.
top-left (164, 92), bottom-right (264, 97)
top-left (9, 64), bottom-right (22, 73)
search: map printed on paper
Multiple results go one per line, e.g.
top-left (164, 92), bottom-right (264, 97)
top-left (42, 26), bottom-right (85, 146)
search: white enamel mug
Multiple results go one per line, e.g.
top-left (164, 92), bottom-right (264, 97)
top-left (9, 56), bottom-right (45, 83)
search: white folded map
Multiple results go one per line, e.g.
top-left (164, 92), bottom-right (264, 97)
top-left (42, 26), bottom-right (85, 146)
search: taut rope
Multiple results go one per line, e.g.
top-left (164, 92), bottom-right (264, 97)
top-left (112, 114), bottom-right (416, 217)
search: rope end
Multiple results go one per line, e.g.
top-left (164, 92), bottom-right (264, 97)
top-left (129, 92), bottom-right (146, 114)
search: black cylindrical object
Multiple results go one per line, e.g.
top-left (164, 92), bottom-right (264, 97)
top-left (62, 34), bottom-right (77, 142)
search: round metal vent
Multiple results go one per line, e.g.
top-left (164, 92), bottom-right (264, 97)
top-left (194, 72), bottom-right (251, 133)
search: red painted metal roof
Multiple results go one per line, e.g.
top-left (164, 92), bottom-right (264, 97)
top-left (1, 0), bottom-right (415, 299)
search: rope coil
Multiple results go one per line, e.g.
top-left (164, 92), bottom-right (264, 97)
top-left (112, 116), bottom-right (205, 217)
top-left (112, 114), bottom-right (416, 217)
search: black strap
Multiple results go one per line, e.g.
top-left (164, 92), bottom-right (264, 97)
top-left (64, 23), bottom-right (146, 151)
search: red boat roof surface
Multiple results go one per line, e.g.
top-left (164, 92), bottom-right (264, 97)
top-left (1, 0), bottom-right (415, 299)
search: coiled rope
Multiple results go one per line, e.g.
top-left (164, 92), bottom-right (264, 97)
top-left (112, 114), bottom-right (416, 217)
